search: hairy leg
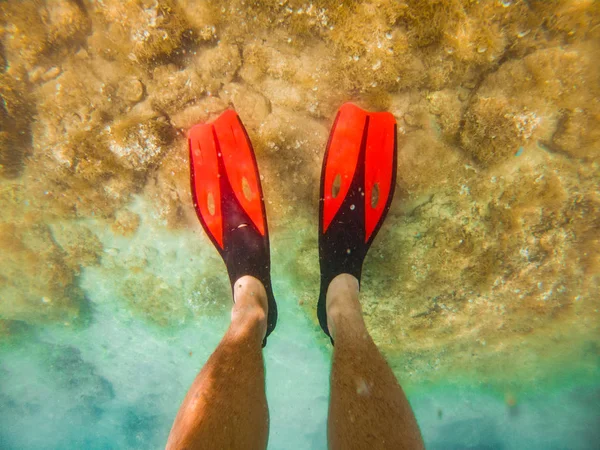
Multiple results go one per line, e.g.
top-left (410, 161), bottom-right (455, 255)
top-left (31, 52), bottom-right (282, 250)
top-left (166, 276), bottom-right (269, 450)
top-left (327, 274), bottom-right (424, 450)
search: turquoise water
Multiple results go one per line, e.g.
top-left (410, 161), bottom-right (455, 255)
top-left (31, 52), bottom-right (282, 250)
top-left (1, 274), bottom-right (598, 449)
top-left (1, 198), bottom-right (598, 449)
top-left (2, 0), bottom-right (599, 448)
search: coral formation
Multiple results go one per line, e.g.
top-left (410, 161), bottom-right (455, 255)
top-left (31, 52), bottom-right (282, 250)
top-left (0, 0), bottom-right (599, 394)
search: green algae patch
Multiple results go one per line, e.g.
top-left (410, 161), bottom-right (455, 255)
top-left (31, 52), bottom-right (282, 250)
top-left (352, 146), bottom-right (599, 394)
top-left (90, 0), bottom-right (193, 65)
top-left (0, 0), bottom-right (90, 72)
top-left (103, 113), bottom-right (175, 171)
top-left (461, 43), bottom-right (600, 167)
top-left (392, 333), bottom-right (600, 398)
top-left (0, 183), bottom-right (101, 326)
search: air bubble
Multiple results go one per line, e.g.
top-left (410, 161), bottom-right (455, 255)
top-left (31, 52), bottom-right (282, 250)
top-left (350, 204), bottom-right (355, 210)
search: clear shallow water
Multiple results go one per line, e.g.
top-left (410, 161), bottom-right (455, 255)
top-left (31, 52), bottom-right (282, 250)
top-left (1, 269), bottom-right (598, 449)
top-left (1, 0), bottom-right (599, 448)
top-left (1, 198), bottom-right (598, 449)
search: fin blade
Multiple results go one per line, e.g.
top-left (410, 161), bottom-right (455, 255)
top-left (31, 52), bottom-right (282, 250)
top-left (364, 111), bottom-right (396, 243)
top-left (189, 123), bottom-right (224, 248)
top-left (214, 110), bottom-right (266, 237)
top-left (322, 103), bottom-right (367, 233)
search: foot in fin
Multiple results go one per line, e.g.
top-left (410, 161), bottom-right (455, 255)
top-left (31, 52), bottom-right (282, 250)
top-left (317, 103), bottom-right (397, 342)
top-left (188, 110), bottom-right (277, 347)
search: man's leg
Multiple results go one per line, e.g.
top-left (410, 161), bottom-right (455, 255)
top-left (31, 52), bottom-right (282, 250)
top-left (327, 274), bottom-right (424, 450)
top-left (166, 276), bottom-right (269, 450)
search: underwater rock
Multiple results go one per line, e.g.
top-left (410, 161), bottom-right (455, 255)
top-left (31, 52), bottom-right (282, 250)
top-left (194, 42), bottom-right (241, 94)
top-left (461, 96), bottom-right (535, 166)
top-left (44, 0), bottom-right (91, 49)
top-left (254, 107), bottom-right (327, 218)
top-left (221, 83), bottom-right (270, 130)
top-left (48, 345), bottom-right (115, 402)
top-left (33, 57), bottom-right (127, 147)
top-left (368, 142), bottom-right (600, 389)
top-left (0, 186), bottom-right (85, 324)
top-left (144, 136), bottom-right (192, 229)
top-left (0, 2), bottom-right (50, 71)
top-left (0, 183), bottom-right (105, 326)
top-left (552, 109), bottom-right (600, 160)
top-left (397, 129), bottom-right (467, 195)
top-left (169, 96), bottom-right (227, 130)
top-left (106, 244), bottom-right (230, 326)
top-left (176, 0), bottom-right (217, 40)
top-left (426, 89), bottom-right (463, 141)
top-left (117, 77), bottom-right (146, 104)
top-left (111, 209), bottom-right (141, 237)
top-left (90, 0), bottom-right (191, 64)
top-left (461, 43), bottom-right (599, 166)
top-left (0, 71), bottom-right (33, 179)
top-left (103, 114), bottom-right (174, 171)
top-left (148, 64), bottom-right (205, 114)
top-left (51, 222), bottom-right (103, 272)
top-left (240, 38), bottom-right (341, 118)
top-left (0, 0), bottom-right (89, 72)
top-left (27, 54), bottom-right (153, 219)
top-left (328, 2), bottom-right (425, 94)
top-left (536, 0), bottom-right (600, 41)
top-left (120, 271), bottom-right (187, 326)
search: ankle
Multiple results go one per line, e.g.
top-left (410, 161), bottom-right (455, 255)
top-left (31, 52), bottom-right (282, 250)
top-left (326, 274), bottom-right (365, 340)
top-left (230, 276), bottom-right (268, 340)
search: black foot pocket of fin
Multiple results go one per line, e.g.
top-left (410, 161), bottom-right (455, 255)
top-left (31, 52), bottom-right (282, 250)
top-left (189, 110), bottom-right (278, 345)
top-left (317, 103), bottom-right (397, 342)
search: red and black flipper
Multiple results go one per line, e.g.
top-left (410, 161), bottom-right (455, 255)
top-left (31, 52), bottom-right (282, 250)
top-left (318, 103), bottom-right (397, 342)
top-left (189, 110), bottom-right (277, 347)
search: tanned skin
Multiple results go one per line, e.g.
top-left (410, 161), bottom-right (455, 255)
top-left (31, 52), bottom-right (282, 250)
top-left (166, 276), bottom-right (269, 450)
top-left (166, 274), bottom-right (424, 450)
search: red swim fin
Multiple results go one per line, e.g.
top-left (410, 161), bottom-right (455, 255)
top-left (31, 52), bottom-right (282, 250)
top-left (318, 103), bottom-right (397, 341)
top-left (189, 110), bottom-right (277, 345)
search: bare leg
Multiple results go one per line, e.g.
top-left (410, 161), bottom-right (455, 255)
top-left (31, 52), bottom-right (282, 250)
top-left (327, 274), bottom-right (424, 450)
top-left (166, 276), bottom-right (269, 450)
